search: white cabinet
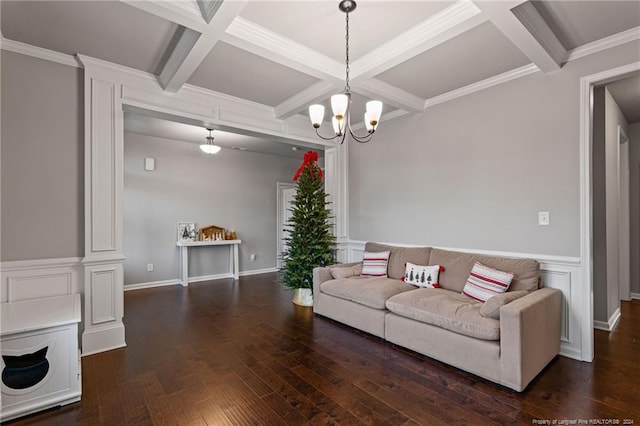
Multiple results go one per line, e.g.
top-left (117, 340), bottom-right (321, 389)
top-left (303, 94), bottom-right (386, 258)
top-left (1, 294), bottom-right (81, 422)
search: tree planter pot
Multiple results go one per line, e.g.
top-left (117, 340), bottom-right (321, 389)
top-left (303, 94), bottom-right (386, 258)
top-left (292, 288), bottom-right (313, 307)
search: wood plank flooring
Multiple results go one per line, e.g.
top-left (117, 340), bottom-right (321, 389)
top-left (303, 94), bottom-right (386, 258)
top-left (6, 273), bottom-right (640, 425)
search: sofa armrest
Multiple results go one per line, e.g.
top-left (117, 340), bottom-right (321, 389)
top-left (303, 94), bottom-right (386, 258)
top-left (312, 262), bottom-right (361, 295)
top-left (499, 287), bottom-right (562, 391)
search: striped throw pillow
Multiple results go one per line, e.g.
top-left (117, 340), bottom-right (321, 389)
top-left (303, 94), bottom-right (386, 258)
top-left (462, 261), bottom-right (514, 302)
top-left (361, 251), bottom-right (390, 277)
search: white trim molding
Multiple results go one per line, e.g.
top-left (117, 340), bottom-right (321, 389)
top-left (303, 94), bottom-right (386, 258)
top-left (579, 61), bottom-right (640, 363)
top-left (631, 292), bottom-right (640, 300)
top-left (567, 26), bottom-right (640, 63)
top-left (345, 240), bottom-right (583, 360)
top-left (123, 268), bottom-right (279, 292)
top-left (594, 308), bottom-right (621, 332)
top-left (0, 257), bottom-right (82, 303)
top-left (0, 37), bottom-right (81, 68)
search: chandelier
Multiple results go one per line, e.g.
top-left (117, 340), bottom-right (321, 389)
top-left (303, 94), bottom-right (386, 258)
top-left (308, 0), bottom-right (383, 144)
top-left (200, 128), bottom-right (221, 154)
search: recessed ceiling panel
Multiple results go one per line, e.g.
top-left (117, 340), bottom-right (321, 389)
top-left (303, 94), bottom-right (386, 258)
top-left (532, 1), bottom-right (640, 50)
top-left (375, 22), bottom-right (531, 100)
top-left (240, 1), bottom-right (455, 62)
top-left (1, 1), bottom-right (177, 74)
top-left (188, 41), bottom-right (320, 106)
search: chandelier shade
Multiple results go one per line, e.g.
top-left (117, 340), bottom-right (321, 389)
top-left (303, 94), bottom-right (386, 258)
top-left (308, 0), bottom-right (382, 144)
top-left (200, 128), bottom-right (221, 154)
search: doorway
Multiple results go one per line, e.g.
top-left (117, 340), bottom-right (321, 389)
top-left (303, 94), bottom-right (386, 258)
top-left (277, 182), bottom-right (297, 269)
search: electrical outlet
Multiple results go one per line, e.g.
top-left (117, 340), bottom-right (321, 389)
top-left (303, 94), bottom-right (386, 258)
top-left (538, 212), bottom-right (550, 226)
top-left (147, 263), bottom-right (154, 272)
top-left (250, 254), bottom-right (256, 262)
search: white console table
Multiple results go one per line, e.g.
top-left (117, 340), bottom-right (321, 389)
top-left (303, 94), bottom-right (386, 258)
top-left (176, 240), bottom-right (242, 285)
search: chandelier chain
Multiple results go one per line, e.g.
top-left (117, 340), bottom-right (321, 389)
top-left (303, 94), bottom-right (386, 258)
top-left (344, 11), bottom-right (350, 93)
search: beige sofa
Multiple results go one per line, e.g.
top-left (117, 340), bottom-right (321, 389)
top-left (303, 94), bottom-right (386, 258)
top-left (313, 242), bottom-right (562, 392)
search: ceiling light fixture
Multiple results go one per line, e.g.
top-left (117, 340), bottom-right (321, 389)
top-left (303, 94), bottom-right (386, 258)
top-left (308, 0), bottom-right (382, 144)
top-left (200, 128), bottom-right (221, 154)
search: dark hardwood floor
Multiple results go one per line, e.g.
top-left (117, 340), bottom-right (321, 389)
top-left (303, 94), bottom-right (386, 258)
top-left (6, 273), bottom-right (639, 425)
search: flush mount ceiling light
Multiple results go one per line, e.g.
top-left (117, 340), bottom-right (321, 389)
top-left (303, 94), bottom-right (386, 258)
top-left (200, 128), bottom-right (221, 154)
top-left (308, 0), bottom-right (383, 144)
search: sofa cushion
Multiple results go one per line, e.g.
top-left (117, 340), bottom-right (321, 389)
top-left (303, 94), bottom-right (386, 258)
top-left (365, 242), bottom-right (431, 280)
top-left (330, 264), bottom-right (362, 279)
top-left (361, 251), bottom-right (390, 277)
top-left (385, 288), bottom-right (500, 341)
top-left (428, 248), bottom-right (540, 293)
top-left (320, 277), bottom-right (415, 310)
top-left (480, 290), bottom-right (529, 320)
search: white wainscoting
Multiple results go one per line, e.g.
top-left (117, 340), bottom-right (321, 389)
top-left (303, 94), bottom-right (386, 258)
top-left (346, 240), bottom-right (583, 360)
top-left (0, 258), bottom-right (82, 303)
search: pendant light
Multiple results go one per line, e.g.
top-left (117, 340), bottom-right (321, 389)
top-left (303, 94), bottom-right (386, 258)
top-left (200, 128), bottom-right (221, 154)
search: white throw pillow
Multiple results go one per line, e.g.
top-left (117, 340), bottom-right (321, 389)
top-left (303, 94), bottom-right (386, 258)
top-left (402, 262), bottom-right (443, 288)
top-left (462, 261), bottom-right (514, 302)
top-left (361, 251), bottom-right (390, 277)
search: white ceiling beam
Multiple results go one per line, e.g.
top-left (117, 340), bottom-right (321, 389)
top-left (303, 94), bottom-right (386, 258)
top-left (157, 1), bottom-right (248, 93)
top-left (120, 0), bottom-right (208, 32)
top-left (351, 78), bottom-right (425, 113)
top-left (222, 17), bottom-right (344, 81)
top-left (351, 0), bottom-right (487, 80)
top-left (474, 1), bottom-right (566, 73)
top-left (275, 81), bottom-right (342, 120)
top-left (197, 0), bottom-right (223, 23)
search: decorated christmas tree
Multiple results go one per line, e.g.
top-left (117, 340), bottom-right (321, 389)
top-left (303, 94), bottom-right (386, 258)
top-left (281, 151), bottom-right (335, 293)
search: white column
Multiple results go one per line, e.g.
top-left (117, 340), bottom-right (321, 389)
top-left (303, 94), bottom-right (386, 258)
top-left (180, 246), bottom-right (189, 286)
top-left (324, 141), bottom-right (349, 263)
top-left (79, 58), bottom-right (126, 356)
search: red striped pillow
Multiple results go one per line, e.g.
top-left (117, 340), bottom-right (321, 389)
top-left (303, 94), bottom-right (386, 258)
top-left (361, 251), bottom-right (390, 277)
top-left (462, 261), bottom-right (514, 302)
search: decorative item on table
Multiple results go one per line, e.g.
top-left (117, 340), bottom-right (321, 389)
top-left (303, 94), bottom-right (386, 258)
top-left (177, 222), bottom-right (197, 242)
top-left (225, 230), bottom-right (237, 240)
top-left (198, 225), bottom-right (226, 241)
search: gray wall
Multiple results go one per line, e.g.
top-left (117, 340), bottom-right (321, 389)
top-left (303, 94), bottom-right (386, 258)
top-left (349, 42), bottom-right (640, 258)
top-left (630, 122), bottom-right (640, 296)
top-left (593, 88), bottom-right (629, 322)
top-left (123, 133), bottom-right (300, 285)
top-left (1, 51), bottom-right (83, 261)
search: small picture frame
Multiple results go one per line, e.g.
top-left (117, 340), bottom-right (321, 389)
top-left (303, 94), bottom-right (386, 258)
top-left (177, 222), bottom-right (197, 242)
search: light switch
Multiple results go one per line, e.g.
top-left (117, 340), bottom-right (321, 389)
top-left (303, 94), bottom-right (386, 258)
top-left (144, 157), bottom-right (155, 171)
top-left (538, 211), bottom-right (550, 226)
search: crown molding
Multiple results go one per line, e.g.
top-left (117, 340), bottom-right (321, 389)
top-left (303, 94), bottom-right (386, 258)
top-left (275, 81), bottom-right (342, 120)
top-left (424, 63), bottom-right (539, 109)
top-left (222, 17), bottom-right (344, 81)
top-left (0, 37), bottom-right (81, 68)
top-left (567, 26), bottom-right (640, 63)
top-left (351, 1), bottom-right (487, 80)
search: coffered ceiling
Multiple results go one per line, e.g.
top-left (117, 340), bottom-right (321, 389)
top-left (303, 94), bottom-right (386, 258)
top-left (2, 0), bottom-right (639, 152)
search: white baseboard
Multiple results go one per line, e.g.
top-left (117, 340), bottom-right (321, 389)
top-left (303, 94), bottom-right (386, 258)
top-left (631, 292), bottom-right (640, 300)
top-left (81, 323), bottom-right (126, 356)
top-left (593, 307), bottom-right (621, 331)
top-left (239, 267), bottom-right (278, 277)
top-left (124, 268), bottom-right (279, 291)
top-left (124, 279), bottom-right (180, 292)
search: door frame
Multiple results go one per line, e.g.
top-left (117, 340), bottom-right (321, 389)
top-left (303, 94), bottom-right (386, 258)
top-left (579, 61), bottom-right (640, 362)
top-left (618, 125), bottom-right (631, 301)
top-left (276, 182), bottom-right (297, 269)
